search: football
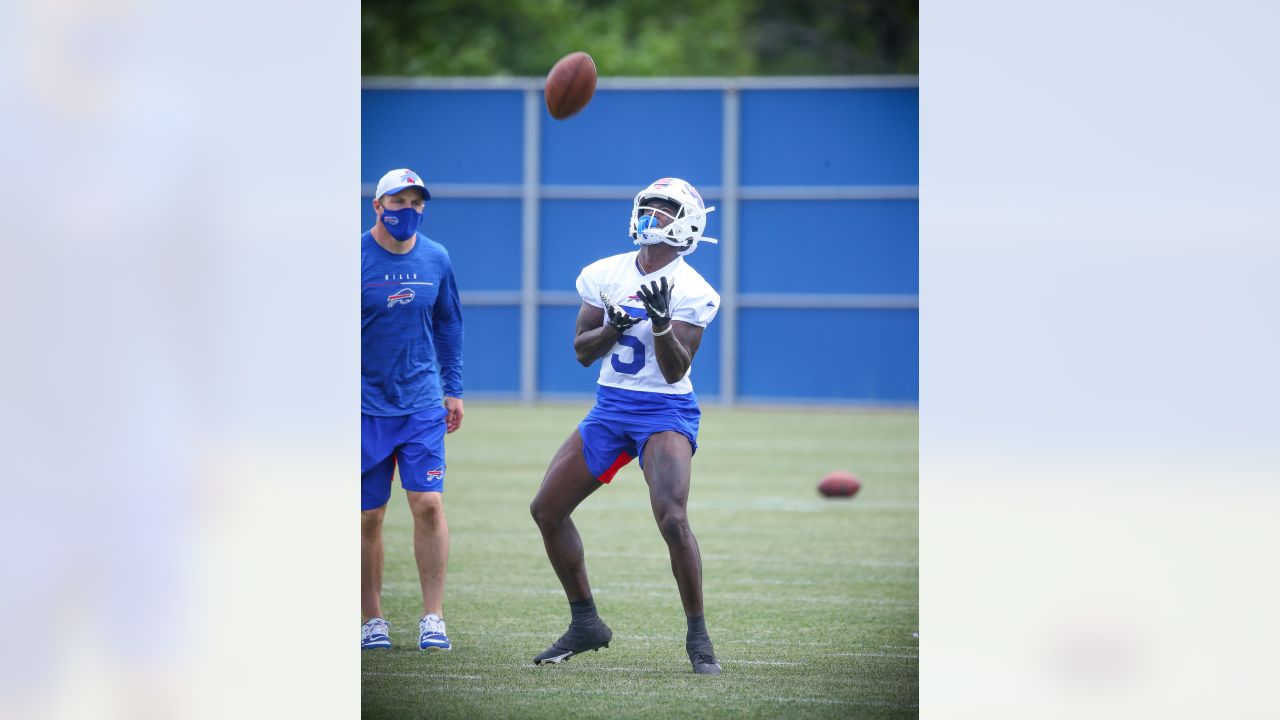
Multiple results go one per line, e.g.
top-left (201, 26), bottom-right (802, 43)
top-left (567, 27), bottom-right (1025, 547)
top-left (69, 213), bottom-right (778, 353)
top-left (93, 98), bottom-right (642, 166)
top-left (545, 51), bottom-right (597, 120)
top-left (818, 471), bottom-right (861, 498)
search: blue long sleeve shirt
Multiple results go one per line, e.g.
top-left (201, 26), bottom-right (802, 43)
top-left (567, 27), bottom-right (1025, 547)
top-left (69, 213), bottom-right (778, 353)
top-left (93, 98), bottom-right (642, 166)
top-left (361, 231), bottom-right (464, 416)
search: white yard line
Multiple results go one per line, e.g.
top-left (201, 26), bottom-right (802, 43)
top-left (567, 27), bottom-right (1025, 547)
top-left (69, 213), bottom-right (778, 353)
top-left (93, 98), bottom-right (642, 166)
top-left (826, 652), bottom-right (918, 659)
top-left (585, 551), bottom-right (919, 569)
top-left (362, 672), bottom-right (486, 680)
top-left (548, 589), bottom-right (918, 605)
top-left (416, 584), bottom-right (917, 602)
top-left (768, 696), bottom-right (918, 709)
top-left (539, 666), bottom-right (662, 672)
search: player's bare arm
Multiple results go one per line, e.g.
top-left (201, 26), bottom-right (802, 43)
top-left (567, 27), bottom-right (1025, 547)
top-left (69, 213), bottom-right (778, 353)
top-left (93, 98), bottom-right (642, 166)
top-left (573, 302), bottom-right (627, 366)
top-left (636, 277), bottom-right (701, 384)
top-left (652, 321), bottom-right (702, 385)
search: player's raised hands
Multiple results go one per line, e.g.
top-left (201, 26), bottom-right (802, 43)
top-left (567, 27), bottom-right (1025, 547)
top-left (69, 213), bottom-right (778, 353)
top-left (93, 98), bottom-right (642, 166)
top-left (636, 277), bottom-right (674, 331)
top-left (600, 291), bottom-right (641, 334)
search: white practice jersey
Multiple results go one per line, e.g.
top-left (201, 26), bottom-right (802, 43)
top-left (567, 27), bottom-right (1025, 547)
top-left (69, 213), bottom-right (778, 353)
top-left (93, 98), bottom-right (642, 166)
top-left (576, 252), bottom-right (720, 395)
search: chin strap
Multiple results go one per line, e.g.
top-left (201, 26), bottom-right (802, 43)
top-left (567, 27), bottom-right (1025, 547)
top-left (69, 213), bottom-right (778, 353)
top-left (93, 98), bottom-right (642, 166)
top-left (677, 235), bottom-right (717, 256)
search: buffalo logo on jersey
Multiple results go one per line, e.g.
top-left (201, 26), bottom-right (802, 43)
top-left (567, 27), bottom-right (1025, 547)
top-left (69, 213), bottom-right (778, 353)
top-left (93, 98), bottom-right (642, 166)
top-left (604, 288), bottom-right (649, 319)
top-left (387, 287), bottom-right (415, 308)
top-left (618, 295), bottom-right (647, 318)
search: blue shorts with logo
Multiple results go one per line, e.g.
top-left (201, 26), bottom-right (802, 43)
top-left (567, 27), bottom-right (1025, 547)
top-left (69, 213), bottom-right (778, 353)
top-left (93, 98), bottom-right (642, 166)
top-left (362, 406), bottom-right (448, 510)
top-left (578, 385), bottom-right (700, 483)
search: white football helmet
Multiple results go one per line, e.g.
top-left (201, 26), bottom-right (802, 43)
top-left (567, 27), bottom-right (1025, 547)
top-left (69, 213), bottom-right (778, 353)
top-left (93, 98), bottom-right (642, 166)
top-left (628, 177), bottom-right (717, 256)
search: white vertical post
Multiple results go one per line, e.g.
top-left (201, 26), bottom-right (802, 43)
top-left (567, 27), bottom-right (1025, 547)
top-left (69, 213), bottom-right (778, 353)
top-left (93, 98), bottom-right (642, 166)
top-left (521, 88), bottom-right (541, 403)
top-left (719, 85), bottom-right (741, 406)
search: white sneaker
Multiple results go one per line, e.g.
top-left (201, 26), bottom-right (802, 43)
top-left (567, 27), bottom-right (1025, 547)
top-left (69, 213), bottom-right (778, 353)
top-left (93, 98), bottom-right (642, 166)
top-left (362, 617), bottom-right (391, 650)
top-left (419, 614), bottom-right (452, 651)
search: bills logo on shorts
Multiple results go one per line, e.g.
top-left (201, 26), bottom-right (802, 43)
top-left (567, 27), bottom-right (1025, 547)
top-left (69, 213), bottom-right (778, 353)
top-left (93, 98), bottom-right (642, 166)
top-left (426, 467), bottom-right (444, 481)
top-left (387, 287), bottom-right (415, 308)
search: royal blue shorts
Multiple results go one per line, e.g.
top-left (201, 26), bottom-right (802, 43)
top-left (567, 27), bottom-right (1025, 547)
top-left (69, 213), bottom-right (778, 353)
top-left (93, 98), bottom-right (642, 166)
top-left (578, 385), bottom-right (700, 483)
top-left (362, 406), bottom-right (448, 510)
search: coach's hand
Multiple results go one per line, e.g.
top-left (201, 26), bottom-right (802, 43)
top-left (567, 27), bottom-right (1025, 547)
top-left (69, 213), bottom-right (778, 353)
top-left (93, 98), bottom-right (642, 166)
top-left (636, 277), bottom-right (674, 331)
top-left (444, 396), bottom-right (464, 433)
top-left (600, 291), bottom-right (641, 334)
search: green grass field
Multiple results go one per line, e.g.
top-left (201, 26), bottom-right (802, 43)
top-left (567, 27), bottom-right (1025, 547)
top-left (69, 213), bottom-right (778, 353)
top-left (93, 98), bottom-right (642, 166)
top-left (362, 402), bottom-right (918, 719)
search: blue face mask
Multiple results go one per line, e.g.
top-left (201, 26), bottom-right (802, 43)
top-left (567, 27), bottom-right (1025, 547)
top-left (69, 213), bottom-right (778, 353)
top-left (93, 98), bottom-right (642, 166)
top-left (380, 206), bottom-right (422, 241)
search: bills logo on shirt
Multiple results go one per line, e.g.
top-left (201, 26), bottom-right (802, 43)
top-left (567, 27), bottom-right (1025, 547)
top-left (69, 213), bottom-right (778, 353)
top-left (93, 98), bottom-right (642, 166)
top-left (387, 287), bottom-right (415, 308)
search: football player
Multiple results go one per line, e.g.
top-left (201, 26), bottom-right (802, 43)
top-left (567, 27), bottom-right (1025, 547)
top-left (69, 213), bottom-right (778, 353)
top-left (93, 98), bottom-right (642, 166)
top-left (530, 178), bottom-right (723, 675)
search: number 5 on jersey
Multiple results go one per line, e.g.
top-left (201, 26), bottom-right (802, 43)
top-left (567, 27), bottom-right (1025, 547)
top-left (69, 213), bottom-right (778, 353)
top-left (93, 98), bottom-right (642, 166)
top-left (610, 336), bottom-right (645, 375)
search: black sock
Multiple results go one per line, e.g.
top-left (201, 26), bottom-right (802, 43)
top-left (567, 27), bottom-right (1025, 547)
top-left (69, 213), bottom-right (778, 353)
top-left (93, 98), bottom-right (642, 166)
top-left (569, 597), bottom-right (599, 626)
top-left (686, 614), bottom-right (709, 642)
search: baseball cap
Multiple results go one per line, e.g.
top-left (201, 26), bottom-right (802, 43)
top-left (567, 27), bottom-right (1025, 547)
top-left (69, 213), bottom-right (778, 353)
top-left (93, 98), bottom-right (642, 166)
top-left (375, 168), bottom-right (431, 201)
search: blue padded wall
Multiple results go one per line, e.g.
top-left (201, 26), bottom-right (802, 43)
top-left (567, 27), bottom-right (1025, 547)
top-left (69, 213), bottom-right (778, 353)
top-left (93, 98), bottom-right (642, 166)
top-left (541, 90), bottom-right (723, 186)
top-left (739, 200), bottom-right (917, 294)
top-left (738, 308), bottom-right (918, 402)
top-left (459, 306), bottom-right (521, 394)
top-left (362, 90), bottom-right (524, 184)
top-left (740, 88), bottom-right (918, 186)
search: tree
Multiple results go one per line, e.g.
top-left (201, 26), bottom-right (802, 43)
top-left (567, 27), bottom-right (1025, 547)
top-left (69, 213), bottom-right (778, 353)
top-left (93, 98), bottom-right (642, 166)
top-left (362, 0), bottom-right (917, 77)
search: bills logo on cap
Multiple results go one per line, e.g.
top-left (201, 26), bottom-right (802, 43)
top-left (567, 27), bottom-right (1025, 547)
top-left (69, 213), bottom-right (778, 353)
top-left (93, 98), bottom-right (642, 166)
top-left (375, 168), bottom-right (431, 202)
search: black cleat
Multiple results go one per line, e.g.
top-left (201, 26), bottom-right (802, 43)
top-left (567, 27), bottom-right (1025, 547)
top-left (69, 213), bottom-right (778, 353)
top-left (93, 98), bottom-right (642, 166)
top-left (687, 638), bottom-right (722, 675)
top-left (533, 620), bottom-right (613, 666)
